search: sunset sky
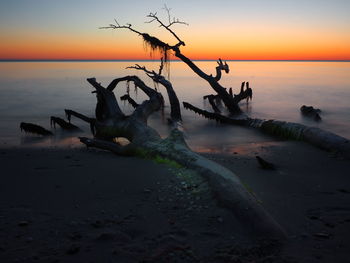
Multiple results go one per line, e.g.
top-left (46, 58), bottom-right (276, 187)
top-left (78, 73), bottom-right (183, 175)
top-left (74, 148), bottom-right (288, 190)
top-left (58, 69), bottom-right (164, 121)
top-left (0, 0), bottom-right (349, 61)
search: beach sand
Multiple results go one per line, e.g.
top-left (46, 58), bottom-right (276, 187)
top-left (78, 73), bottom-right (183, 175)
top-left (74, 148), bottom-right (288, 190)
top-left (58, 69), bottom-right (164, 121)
top-left (0, 140), bottom-right (349, 262)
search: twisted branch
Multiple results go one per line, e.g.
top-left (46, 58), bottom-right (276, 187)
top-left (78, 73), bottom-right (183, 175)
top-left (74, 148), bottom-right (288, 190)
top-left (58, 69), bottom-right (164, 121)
top-left (214, 58), bottom-right (230, 81)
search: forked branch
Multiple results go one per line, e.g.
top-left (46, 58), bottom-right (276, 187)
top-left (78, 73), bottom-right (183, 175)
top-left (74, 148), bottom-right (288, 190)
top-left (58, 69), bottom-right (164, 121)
top-left (127, 59), bottom-right (182, 123)
top-left (214, 58), bottom-right (230, 81)
top-left (146, 5), bottom-right (188, 47)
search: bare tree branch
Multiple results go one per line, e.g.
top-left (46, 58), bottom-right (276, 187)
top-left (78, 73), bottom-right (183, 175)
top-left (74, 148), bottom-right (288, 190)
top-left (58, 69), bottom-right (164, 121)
top-left (127, 59), bottom-right (182, 123)
top-left (203, 94), bottom-right (221, 113)
top-left (102, 8), bottom-right (251, 115)
top-left (100, 20), bottom-right (143, 35)
top-left (145, 4), bottom-right (188, 46)
top-left (233, 81), bottom-right (253, 104)
top-left (214, 58), bottom-right (230, 81)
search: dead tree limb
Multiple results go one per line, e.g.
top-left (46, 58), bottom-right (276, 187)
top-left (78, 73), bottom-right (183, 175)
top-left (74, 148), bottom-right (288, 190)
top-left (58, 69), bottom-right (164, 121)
top-left (102, 11), bottom-right (251, 114)
top-left (20, 122), bottom-right (53, 136)
top-left (214, 58), bottom-right (229, 81)
top-left (203, 94), bottom-right (221, 113)
top-left (183, 102), bottom-right (350, 158)
top-left (63, 75), bottom-right (287, 240)
top-left (64, 109), bottom-right (96, 135)
top-left (127, 59), bottom-right (182, 124)
top-left (50, 116), bottom-right (80, 131)
top-left (120, 94), bottom-right (139, 108)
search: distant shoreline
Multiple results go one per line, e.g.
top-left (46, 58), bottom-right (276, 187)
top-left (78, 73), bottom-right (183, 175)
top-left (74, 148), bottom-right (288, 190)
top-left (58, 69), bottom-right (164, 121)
top-left (0, 59), bottom-right (349, 62)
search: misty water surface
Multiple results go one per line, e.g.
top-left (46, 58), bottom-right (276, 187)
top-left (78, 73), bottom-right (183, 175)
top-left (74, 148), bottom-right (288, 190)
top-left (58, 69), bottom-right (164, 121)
top-left (0, 61), bottom-right (349, 153)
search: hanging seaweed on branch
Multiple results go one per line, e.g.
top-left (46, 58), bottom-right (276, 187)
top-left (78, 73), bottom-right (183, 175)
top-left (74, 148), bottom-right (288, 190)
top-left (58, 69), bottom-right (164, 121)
top-left (142, 33), bottom-right (171, 78)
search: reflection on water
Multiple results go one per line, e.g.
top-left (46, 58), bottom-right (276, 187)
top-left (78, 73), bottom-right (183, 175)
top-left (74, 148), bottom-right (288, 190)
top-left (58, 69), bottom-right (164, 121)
top-left (0, 61), bottom-right (349, 152)
top-left (19, 131), bottom-right (83, 148)
top-left (192, 141), bottom-right (284, 155)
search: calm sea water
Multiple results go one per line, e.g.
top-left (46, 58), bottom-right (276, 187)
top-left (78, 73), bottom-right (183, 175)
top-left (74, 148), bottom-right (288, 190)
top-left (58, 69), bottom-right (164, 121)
top-left (0, 61), bottom-right (349, 152)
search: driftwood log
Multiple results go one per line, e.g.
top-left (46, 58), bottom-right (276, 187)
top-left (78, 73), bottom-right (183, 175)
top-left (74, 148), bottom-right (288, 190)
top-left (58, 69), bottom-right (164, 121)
top-left (184, 102), bottom-right (350, 159)
top-left (20, 122), bottom-right (53, 136)
top-left (50, 116), bottom-right (80, 130)
top-left (62, 75), bottom-right (286, 240)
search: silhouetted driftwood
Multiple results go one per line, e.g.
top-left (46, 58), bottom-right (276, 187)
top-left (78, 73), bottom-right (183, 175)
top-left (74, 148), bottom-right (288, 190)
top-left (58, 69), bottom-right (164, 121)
top-left (183, 102), bottom-right (350, 158)
top-left (58, 74), bottom-right (286, 240)
top-left (102, 10), bottom-right (252, 114)
top-left (300, 105), bottom-right (321, 121)
top-left (203, 94), bottom-right (221, 113)
top-left (50, 116), bottom-right (80, 130)
top-left (127, 58), bottom-right (182, 124)
top-left (20, 122), bottom-right (53, 136)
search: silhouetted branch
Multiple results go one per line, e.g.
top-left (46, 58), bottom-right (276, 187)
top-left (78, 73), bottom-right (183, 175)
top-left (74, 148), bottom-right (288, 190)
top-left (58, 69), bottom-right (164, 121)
top-left (87, 78), bottom-right (125, 120)
top-left (127, 59), bottom-right (182, 123)
top-left (203, 94), bottom-right (221, 113)
top-left (233, 81), bottom-right (253, 104)
top-left (214, 58), bottom-right (230, 81)
top-left (183, 102), bottom-right (246, 125)
top-left (64, 109), bottom-right (94, 124)
top-left (50, 116), bottom-right (80, 130)
top-left (146, 4), bottom-right (187, 47)
top-left (120, 94), bottom-right (139, 108)
top-left (100, 20), bottom-right (143, 35)
top-left (103, 8), bottom-right (251, 114)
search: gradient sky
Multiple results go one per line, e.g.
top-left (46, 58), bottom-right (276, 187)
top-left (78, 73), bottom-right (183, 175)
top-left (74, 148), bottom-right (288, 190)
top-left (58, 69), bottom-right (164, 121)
top-left (1, 0), bottom-right (349, 60)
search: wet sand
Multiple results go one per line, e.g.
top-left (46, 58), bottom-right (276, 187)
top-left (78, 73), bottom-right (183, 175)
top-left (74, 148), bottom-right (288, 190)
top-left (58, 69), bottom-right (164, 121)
top-left (0, 141), bottom-right (349, 262)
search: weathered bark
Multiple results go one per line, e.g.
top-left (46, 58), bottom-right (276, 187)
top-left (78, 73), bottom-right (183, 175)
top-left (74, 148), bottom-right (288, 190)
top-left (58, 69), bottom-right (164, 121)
top-left (72, 75), bottom-right (286, 240)
top-left (184, 102), bottom-right (350, 159)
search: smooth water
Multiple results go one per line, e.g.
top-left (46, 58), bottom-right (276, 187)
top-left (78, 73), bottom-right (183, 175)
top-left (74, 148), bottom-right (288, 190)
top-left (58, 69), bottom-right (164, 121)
top-left (0, 61), bottom-right (349, 152)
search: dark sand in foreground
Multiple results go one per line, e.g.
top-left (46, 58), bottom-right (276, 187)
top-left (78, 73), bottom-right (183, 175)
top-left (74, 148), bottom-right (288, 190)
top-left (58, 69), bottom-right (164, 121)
top-left (0, 141), bottom-right (349, 262)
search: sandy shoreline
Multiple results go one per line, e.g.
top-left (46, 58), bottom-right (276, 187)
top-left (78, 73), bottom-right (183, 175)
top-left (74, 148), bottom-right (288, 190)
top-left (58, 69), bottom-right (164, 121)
top-left (0, 141), bottom-right (349, 262)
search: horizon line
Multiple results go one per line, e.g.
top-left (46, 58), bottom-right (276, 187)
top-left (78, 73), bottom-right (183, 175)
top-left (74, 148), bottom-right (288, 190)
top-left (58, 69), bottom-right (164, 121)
top-left (1, 59), bottom-right (350, 62)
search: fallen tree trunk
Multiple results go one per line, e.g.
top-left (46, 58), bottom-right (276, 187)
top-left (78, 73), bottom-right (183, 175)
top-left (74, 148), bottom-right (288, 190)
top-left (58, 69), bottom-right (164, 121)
top-left (184, 102), bottom-right (350, 159)
top-left (68, 76), bottom-right (286, 240)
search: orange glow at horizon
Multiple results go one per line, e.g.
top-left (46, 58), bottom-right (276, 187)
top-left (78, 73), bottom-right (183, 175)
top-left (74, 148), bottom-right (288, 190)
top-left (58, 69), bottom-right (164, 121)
top-left (1, 23), bottom-right (350, 61)
top-left (1, 1), bottom-right (350, 61)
